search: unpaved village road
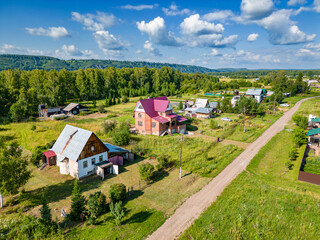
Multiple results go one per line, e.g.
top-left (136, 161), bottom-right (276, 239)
top-left (147, 97), bottom-right (318, 240)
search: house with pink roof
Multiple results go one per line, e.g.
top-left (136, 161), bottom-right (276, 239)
top-left (134, 96), bottom-right (187, 136)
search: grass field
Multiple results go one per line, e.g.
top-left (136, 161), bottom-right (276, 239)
top-left (180, 97), bottom-right (320, 239)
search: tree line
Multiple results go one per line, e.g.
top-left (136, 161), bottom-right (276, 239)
top-left (0, 66), bottom-right (219, 122)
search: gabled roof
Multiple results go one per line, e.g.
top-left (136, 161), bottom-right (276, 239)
top-left (195, 98), bottom-right (209, 108)
top-left (43, 150), bottom-right (56, 158)
top-left (63, 103), bottom-right (83, 112)
top-left (51, 125), bottom-right (105, 161)
top-left (138, 97), bottom-right (169, 117)
top-left (246, 89), bottom-right (263, 96)
top-left (195, 107), bottom-right (213, 114)
top-left (311, 117), bottom-right (320, 122)
top-left (209, 102), bottom-right (218, 108)
top-left (307, 128), bottom-right (320, 136)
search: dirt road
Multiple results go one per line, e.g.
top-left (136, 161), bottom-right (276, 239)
top-left (147, 97), bottom-right (317, 240)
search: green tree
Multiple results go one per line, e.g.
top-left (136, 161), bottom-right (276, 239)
top-left (293, 128), bottom-right (307, 147)
top-left (292, 115), bottom-right (308, 129)
top-left (0, 141), bottom-right (31, 207)
top-left (110, 201), bottom-right (126, 225)
top-left (109, 183), bottom-right (127, 202)
top-left (289, 148), bottom-right (298, 161)
top-left (87, 191), bottom-right (107, 224)
top-left (178, 101), bottom-right (183, 110)
top-left (112, 121), bottom-right (130, 146)
top-left (139, 163), bottom-right (155, 183)
top-left (209, 119), bottom-right (219, 129)
top-left (68, 179), bottom-right (86, 221)
top-left (98, 104), bottom-right (105, 113)
top-left (40, 195), bottom-right (52, 225)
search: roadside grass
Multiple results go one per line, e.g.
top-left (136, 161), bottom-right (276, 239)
top-left (180, 97), bottom-right (320, 240)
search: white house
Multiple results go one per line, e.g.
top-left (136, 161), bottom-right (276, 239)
top-left (51, 125), bottom-right (118, 179)
top-left (245, 89), bottom-right (267, 103)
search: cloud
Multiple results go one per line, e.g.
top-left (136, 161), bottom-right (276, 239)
top-left (55, 44), bottom-right (97, 59)
top-left (180, 14), bottom-right (224, 36)
top-left (304, 42), bottom-right (320, 50)
top-left (137, 17), bottom-right (181, 46)
top-left (222, 50), bottom-right (280, 63)
top-left (71, 11), bottom-right (118, 31)
top-left (314, 0), bottom-right (320, 12)
top-left (25, 26), bottom-right (70, 39)
top-left (189, 34), bottom-right (239, 48)
top-left (144, 41), bottom-right (162, 56)
top-left (257, 9), bottom-right (316, 44)
top-left (287, 0), bottom-right (307, 6)
top-left (93, 30), bottom-right (129, 52)
top-left (0, 44), bottom-right (46, 55)
top-left (209, 48), bottom-right (220, 56)
top-left (121, 4), bottom-right (158, 10)
top-left (162, 2), bottom-right (192, 16)
top-left (241, 0), bottom-right (274, 20)
top-left (203, 10), bottom-right (234, 22)
top-left (247, 33), bottom-right (259, 42)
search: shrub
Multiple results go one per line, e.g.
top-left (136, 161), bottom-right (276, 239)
top-left (112, 122), bottom-right (130, 146)
top-left (30, 148), bottom-right (43, 166)
top-left (209, 119), bottom-right (219, 129)
top-left (139, 163), bottom-right (155, 182)
top-left (285, 160), bottom-right (294, 170)
top-left (68, 179), bottom-right (86, 221)
top-left (178, 102), bottom-right (183, 109)
top-left (292, 115), bottom-right (308, 129)
top-left (40, 196), bottom-right (52, 225)
top-left (30, 124), bottom-right (36, 131)
top-left (102, 120), bottom-right (116, 134)
top-left (293, 128), bottom-right (307, 147)
top-left (98, 104), bottom-right (105, 113)
top-left (87, 191), bottom-right (107, 224)
top-left (122, 95), bottom-right (129, 103)
top-left (156, 155), bottom-right (173, 171)
top-left (110, 201), bottom-right (126, 225)
top-left (109, 183), bottom-right (127, 202)
top-left (289, 148), bottom-right (298, 161)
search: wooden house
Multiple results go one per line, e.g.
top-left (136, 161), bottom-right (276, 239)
top-left (134, 97), bottom-right (187, 136)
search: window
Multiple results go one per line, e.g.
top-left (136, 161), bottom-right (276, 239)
top-left (83, 161), bottom-right (88, 168)
top-left (91, 145), bottom-right (95, 152)
top-left (99, 155), bottom-right (103, 162)
top-left (91, 158), bottom-right (95, 165)
top-left (138, 113), bottom-right (142, 118)
top-left (138, 121), bottom-right (143, 126)
top-left (152, 122), bottom-right (156, 128)
top-left (172, 121), bottom-right (176, 126)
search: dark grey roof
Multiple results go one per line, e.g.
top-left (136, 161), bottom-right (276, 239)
top-left (51, 125), bottom-right (92, 161)
top-left (104, 143), bottom-right (129, 153)
top-left (195, 107), bottom-right (213, 114)
top-left (63, 103), bottom-right (80, 112)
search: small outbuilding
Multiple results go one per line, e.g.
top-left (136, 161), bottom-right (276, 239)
top-left (42, 150), bottom-right (57, 166)
top-left (63, 103), bottom-right (87, 116)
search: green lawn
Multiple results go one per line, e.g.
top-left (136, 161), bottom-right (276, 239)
top-left (180, 97), bottom-right (320, 240)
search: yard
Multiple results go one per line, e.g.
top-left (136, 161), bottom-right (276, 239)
top-left (180, 97), bottom-right (320, 239)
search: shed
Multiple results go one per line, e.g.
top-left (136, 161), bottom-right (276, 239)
top-left (195, 107), bottom-right (213, 119)
top-left (95, 161), bottom-right (118, 179)
top-left (42, 150), bottom-right (57, 166)
top-left (104, 143), bottom-right (134, 161)
top-left (109, 155), bottom-right (124, 166)
top-left (63, 103), bottom-right (87, 115)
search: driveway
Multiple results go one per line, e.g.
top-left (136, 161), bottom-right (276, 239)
top-left (147, 96), bottom-right (318, 240)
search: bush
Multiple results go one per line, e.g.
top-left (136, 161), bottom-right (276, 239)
top-left (139, 163), bottom-right (155, 182)
top-left (30, 148), bottom-right (43, 166)
top-left (292, 115), bottom-right (308, 129)
top-left (98, 104), bottom-right (105, 113)
top-left (293, 128), bottom-right (307, 147)
top-left (122, 95), bottom-right (129, 103)
top-left (102, 120), bottom-right (116, 134)
top-left (289, 148), bottom-right (298, 161)
top-left (87, 191), bottom-right (107, 224)
top-left (110, 201), bottom-right (126, 225)
top-left (112, 122), bottom-right (130, 146)
top-left (40, 196), bottom-right (52, 225)
top-left (30, 124), bottom-right (36, 131)
top-left (178, 102), bottom-right (183, 109)
top-left (156, 155), bottom-right (174, 171)
top-left (209, 119), bottom-right (219, 129)
top-left (285, 160), bottom-right (294, 170)
top-left (109, 183), bottom-right (126, 202)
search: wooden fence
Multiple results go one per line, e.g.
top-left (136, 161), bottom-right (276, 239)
top-left (298, 144), bottom-right (320, 185)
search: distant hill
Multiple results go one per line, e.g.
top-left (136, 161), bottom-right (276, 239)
top-left (0, 54), bottom-right (247, 73)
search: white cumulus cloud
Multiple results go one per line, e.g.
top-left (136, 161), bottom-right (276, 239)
top-left (241, 0), bottom-right (274, 20)
top-left (144, 41), bottom-right (162, 56)
top-left (287, 0), bottom-right (307, 6)
top-left (25, 26), bottom-right (70, 39)
top-left (71, 11), bottom-right (118, 31)
top-left (162, 2), bottom-right (192, 16)
top-left (257, 9), bottom-right (316, 45)
top-left (137, 17), bottom-right (181, 46)
top-left (180, 14), bottom-right (224, 36)
top-left (247, 33), bottom-right (259, 42)
top-left (0, 44), bottom-right (46, 55)
top-left (55, 44), bottom-right (97, 59)
top-left (189, 34), bottom-right (239, 48)
top-left (93, 30), bottom-right (129, 52)
top-left (203, 10), bottom-right (234, 22)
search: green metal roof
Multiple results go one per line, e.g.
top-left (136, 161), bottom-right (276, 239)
top-left (307, 128), bottom-right (320, 136)
top-left (311, 117), bottom-right (320, 122)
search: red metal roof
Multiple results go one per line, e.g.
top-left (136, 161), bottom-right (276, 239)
top-left (43, 150), bottom-right (56, 158)
top-left (137, 97), bottom-right (169, 117)
top-left (154, 99), bottom-right (169, 112)
top-left (152, 116), bottom-right (169, 123)
top-left (166, 114), bottom-right (177, 118)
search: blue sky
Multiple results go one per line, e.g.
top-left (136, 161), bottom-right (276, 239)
top-left (1, 0), bottom-right (320, 69)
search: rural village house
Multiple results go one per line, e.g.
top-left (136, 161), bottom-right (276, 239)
top-left (43, 125), bottom-right (132, 179)
top-left (184, 98), bottom-right (217, 119)
top-left (245, 89), bottom-right (267, 103)
top-left (134, 96), bottom-right (187, 135)
top-left (63, 103), bottom-right (87, 115)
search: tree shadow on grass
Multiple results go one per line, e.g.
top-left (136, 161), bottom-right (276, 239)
top-left (123, 210), bottom-right (153, 224)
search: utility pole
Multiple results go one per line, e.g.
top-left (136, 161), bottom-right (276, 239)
top-left (179, 135), bottom-right (183, 179)
top-left (273, 95), bottom-right (277, 115)
top-left (243, 106), bottom-right (246, 133)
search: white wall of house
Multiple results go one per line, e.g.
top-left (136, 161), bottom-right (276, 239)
top-left (77, 152), bottom-right (108, 179)
top-left (255, 95), bottom-right (262, 102)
